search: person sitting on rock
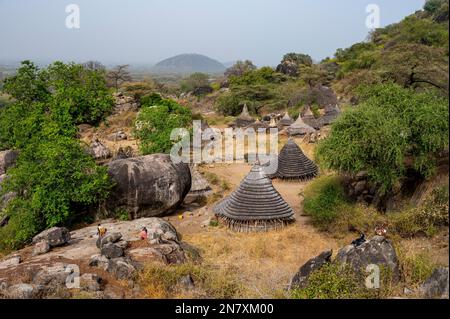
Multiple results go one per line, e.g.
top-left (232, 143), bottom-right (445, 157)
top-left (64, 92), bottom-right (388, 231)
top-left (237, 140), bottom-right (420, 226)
top-left (97, 224), bottom-right (107, 238)
top-left (139, 227), bottom-right (148, 240)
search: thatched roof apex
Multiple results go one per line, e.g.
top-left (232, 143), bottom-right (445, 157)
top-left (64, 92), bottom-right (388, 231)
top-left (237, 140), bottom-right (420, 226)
top-left (272, 139), bottom-right (318, 180)
top-left (287, 114), bottom-right (316, 135)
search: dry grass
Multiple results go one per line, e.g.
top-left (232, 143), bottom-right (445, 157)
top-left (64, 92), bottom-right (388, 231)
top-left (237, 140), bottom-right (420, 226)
top-left (183, 224), bottom-right (340, 298)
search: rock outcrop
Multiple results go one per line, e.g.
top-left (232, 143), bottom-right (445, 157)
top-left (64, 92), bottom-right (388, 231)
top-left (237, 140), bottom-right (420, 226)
top-left (421, 267), bottom-right (449, 299)
top-left (0, 150), bottom-right (18, 175)
top-left (335, 236), bottom-right (400, 281)
top-left (32, 227), bottom-right (71, 248)
top-left (89, 140), bottom-right (112, 160)
top-left (107, 154), bottom-right (191, 218)
top-left (289, 250), bottom-right (332, 290)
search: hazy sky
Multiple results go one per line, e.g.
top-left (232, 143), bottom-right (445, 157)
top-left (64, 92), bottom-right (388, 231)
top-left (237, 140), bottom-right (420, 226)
top-left (0, 0), bottom-right (425, 66)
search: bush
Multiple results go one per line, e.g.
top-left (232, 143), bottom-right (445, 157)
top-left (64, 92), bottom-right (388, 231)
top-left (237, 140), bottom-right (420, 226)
top-left (397, 251), bottom-right (436, 288)
top-left (134, 94), bottom-right (192, 154)
top-left (316, 84), bottom-right (449, 194)
top-left (291, 263), bottom-right (374, 299)
top-left (302, 175), bottom-right (384, 234)
top-left (390, 186), bottom-right (449, 237)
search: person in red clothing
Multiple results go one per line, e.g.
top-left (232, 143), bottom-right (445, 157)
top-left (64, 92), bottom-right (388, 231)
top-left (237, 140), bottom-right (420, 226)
top-left (139, 227), bottom-right (148, 240)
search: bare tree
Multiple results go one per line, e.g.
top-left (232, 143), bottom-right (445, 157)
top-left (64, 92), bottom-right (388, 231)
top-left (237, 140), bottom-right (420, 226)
top-left (83, 60), bottom-right (106, 72)
top-left (107, 65), bottom-right (132, 90)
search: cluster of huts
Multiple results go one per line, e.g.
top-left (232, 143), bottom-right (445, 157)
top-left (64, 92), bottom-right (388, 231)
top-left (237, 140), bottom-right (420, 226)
top-left (230, 103), bottom-right (341, 136)
top-left (185, 102), bottom-right (341, 233)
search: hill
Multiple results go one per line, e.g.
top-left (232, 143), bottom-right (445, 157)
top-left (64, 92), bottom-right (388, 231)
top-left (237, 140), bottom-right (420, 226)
top-left (152, 53), bottom-right (226, 74)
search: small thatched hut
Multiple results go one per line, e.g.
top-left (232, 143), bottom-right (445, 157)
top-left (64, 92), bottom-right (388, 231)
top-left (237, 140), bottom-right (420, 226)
top-left (184, 165), bottom-right (212, 204)
top-left (246, 119), bottom-right (269, 131)
top-left (286, 114), bottom-right (316, 136)
top-left (302, 106), bottom-right (323, 130)
top-left (214, 163), bottom-right (295, 232)
top-left (271, 139), bottom-right (318, 181)
top-left (277, 112), bottom-right (294, 130)
top-left (233, 104), bottom-right (255, 128)
top-left (321, 105), bottom-right (341, 125)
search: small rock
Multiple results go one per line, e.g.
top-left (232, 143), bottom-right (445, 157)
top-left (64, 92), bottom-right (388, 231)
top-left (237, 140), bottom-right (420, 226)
top-left (115, 240), bottom-right (129, 250)
top-left (178, 274), bottom-right (195, 289)
top-left (89, 140), bottom-right (112, 160)
top-left (421, 267), bottom-right (449, 299)
top-left (97, 232), bottom-right (123, 248)
top-left (107, 257), bottom-right (136, 280)
top-left (32, 241), bottom-right (51, 256)
top-left (80, 273), bottom-right (102, 292)
top-left (5, 283), bottom-right (41, 299)
top-left (32, 227), bottom-right (71, 247)
top-left (89, 254), bottom-right (109, 270)
top-left (101, 243), bottom-right (124, 259)
top-left (0, 255), bottom-right (21, 270)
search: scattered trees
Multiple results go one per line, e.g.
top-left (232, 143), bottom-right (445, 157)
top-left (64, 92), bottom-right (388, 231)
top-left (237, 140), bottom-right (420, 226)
top-left (224, 60), bottom-right (257, 78)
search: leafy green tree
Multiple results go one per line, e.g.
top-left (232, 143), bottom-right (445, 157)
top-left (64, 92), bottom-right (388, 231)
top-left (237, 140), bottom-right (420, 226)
top-left (216, 85), bottom-right (275, 116)
top-left (316, 83), bottom-right (449, 193)
top-left (229, 67), bottom-right (285, 86)
top-left (180, 72), bottom-right (210, 93)
top-left (134, 94), bottom-right (192, 154)
top-left (224, 60), bottom-right (257, 78)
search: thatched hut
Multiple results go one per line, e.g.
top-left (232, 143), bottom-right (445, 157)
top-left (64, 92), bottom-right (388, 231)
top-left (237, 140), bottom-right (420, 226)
top-left (271, 139), bottom-right (318, 181)
top-left (286, 114), bottom-right (316, 136)
top-left (214, 163), bottom-right (295, 232)
top-left (302, 106), bottom-right (323, 130)
top-left (277, 112), bottom-right (294, 130)
top-left (321, 105), bottom-right (341, 125)
top-left (233, 104), bottom-right (255, 128)
top-left (246, 119), bottom-right (269, 131)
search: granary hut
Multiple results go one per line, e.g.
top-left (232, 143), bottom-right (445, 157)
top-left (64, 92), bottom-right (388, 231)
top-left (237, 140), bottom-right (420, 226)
top-left (286, 114), bottom-right (316, 136)
top-left (271, 139), bottom-right (318, 181)
top-left (214, 163), bottom-right (295, 232)
top-left (246, 119), bottom-right (269, 131)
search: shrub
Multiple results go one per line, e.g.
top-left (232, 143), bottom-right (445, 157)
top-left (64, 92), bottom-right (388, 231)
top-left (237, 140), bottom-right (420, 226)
top-left (291, 263), bottom-right (374, 299)
top-left (397, 251), bottom-right (436, 288)
top-left (316, 84), bottom-right (449, 194)
top-left (390, 186), bottom-right (449, 237)
top-left (134, 94), bottom-right (192, 154)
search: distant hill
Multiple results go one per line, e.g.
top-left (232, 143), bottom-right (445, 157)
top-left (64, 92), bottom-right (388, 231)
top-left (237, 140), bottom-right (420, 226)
top-left (152, 54), bottom-right (226, 74)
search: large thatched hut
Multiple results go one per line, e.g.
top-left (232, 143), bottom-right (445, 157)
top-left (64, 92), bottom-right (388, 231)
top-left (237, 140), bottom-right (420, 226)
top-left (233, 104), bottom-right (255, 128)
top-left (286, 114), bottom-right (316, 136)
top-left (271, 139), bottom-right (318, 181)
top-left (214, 163), bottom-right (295, 232)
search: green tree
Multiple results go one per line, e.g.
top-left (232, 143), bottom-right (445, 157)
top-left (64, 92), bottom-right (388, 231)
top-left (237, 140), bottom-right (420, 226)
top-left (134, 94), bottom-right (192, 154)
top-left (224, 60), bottom-right (257, 78)
top-left (180, 72), bottom-right (210, 93)
top-left (316, 83), bottom-right (449, 193)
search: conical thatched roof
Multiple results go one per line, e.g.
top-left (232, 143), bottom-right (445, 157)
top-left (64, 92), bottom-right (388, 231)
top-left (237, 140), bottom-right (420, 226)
top-left (302, 107), bottom-right (323, 129)
top-left (214, 164), bottom-right (295, 232)
top-left (234, 104), bottom-right (255, 128)
top-left (286, 114), bottom-right (316, 136)
top-left (278, 112), bottom-right (294, 128)
top-left (321, 105), bottom-right (341, 125)
top-left (247, 119), bottom-right (269, 131)
top-left (189, 165), bottom-right (212, 196)
top-left (272, 139), bottom-right (318, 181)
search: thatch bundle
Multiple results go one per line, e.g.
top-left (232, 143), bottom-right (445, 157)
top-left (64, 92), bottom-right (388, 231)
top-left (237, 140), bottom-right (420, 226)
top-left (286, 114), bottom-right (316, 136)
top-left (272, 139), bottom-right (318, 181)
top-left (214, 164), bottom-right (295, 232)
top-left (234, 104), bottom-right (255, 128)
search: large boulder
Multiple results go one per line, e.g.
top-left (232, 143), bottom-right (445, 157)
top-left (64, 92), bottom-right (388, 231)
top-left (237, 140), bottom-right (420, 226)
top-left (32, 227), bottom-right (71, 247)
top-left (335, 236), bottom-right (400, 281)
top-left (421, 267), bottom-right (449, 299)
top-left (107, 154), bottom-right (191, 218)
top-left (101, 243), bottom-right (124, 259)
top-left (289, 250), bottom-right (333, 290)
top-left (0, 150), bottom-right (18, 175)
